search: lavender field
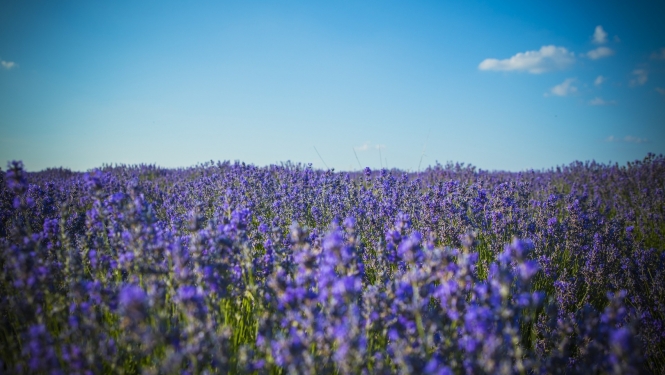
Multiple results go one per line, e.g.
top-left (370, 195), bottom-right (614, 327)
top-left (1, 155), bottom-right (664, 374)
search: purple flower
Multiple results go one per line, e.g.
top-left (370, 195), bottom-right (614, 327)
top-left (424, 357), bottom-right (453, 375)
top-left (83, 170), bottom-right (105, 193)
top-left (5, 160), bottom-right (28, 195)
top-left (395, 282), bottom-right (414, 302)
top-left (518, 260), bottom-right (540, 281)
top-left (177, 285), bottom-right (198, 302)
top-left (610, 327), bottom-right (632, 355)
top-left (342, 216), bottom-right (356, 230)
top-left (322, 230), bottom-right (344, 255)
top-left (119, 284), bottom-right (147, 319)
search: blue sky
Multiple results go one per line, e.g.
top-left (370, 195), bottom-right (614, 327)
top-left (1, 0), bottom-right (664, 172)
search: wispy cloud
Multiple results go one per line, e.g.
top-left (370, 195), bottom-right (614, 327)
top-left (586, 46), bottom-right (614, 60)
top-left (651, 48), bottom-right (665, 60)
top-left (547, 78), bottom-right (577, 97)
top-left (354, 142), bottom-right (370, 152)
top-left (354, 142), bottom-right (386, 152)
top-left (656, 87), bottom-right (665, 95)
top-left (589, 97), bottom-right (616, 106)
top-left (1, 60), bottom-right (16, 70)
top-left (624, 136), bottom-right (648, 144)
top-left (594, 75), bottom-right (606, 86)
top-left (605, 135), bottom-right (648, 144)
top-left (479, 45), bottom-right (575, 74)
top-left (592, 25), bottom-right (608, 44)
top-left (629, 69), bottom-right (648, 86)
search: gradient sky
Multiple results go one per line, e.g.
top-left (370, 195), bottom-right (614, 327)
top-left (1, 0), bottom-right (664, 172)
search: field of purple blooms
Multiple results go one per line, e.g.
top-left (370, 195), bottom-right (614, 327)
top-left (1, 154), bottom-right (664, 374)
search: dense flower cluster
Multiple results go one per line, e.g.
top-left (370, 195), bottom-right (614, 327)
top-left (1, 155), bottom-right (664, 374)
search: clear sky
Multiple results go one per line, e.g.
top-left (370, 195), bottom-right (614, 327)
top-left (1, 0), bottom-right (664, 172)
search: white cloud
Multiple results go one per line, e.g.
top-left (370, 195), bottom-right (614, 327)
top-left (548, 78), bottom-right (578, 96)
top-left (478, 45), bottom-right (575, 74)
top-left (624, 136), bottom-right (648, 143)
top-left (594, 75), bottom-right (606, 86)
top-left (651, 48), bottom-right (665, 60)
top-left (656, 87), bottom-right (665, 95)
top-left (586, 47), bottom-right (614, 60)
top-left (593, 26), bottom-right (608, 44)
top-left (1, 60), bottom-right (16, 69)
top-left (605, 135), bottom-right (648, 143)
top-left (629, 69), bottom-right (648, 86)
top-left (354, 142), bottom-right (370, 152)
top-left (354, 142), bottom-right (386, 152)
top-left (589, 97), bottom-right (616, 106)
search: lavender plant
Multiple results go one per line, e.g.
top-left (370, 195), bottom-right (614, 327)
top-left (1, 155), bottom-right (663, 374)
